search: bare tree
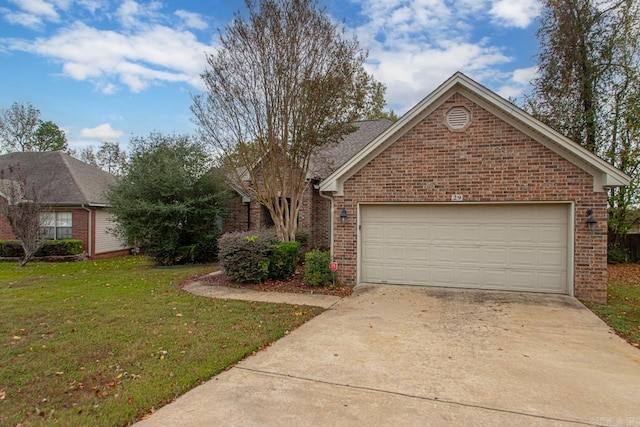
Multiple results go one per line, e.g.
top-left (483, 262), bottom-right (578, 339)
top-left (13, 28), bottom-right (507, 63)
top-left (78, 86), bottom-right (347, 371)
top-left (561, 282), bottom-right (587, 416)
top-left (0, 164), bottom-right (55, 266)
top-left (527, 0), bottom-right (640, 250)
top-left (0, 102), bottom-right (41, 153)
top-left (192, 0), bottom-right (384, 241)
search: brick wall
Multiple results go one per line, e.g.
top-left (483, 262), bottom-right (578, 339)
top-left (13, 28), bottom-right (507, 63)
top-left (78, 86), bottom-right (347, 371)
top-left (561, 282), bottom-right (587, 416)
top-left (222, 194), bottom-right (250, 233)
top-left (331, 93), bottom-right (609, 303)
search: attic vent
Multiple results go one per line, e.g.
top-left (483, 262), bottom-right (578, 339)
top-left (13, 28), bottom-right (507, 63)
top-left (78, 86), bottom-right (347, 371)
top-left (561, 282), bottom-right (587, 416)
top-left (446, 107), bottom-right (471, 131)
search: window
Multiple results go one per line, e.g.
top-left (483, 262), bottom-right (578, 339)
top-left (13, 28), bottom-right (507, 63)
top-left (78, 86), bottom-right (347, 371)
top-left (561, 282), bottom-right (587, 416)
top-left (39, 212), bottom-right (72, 240)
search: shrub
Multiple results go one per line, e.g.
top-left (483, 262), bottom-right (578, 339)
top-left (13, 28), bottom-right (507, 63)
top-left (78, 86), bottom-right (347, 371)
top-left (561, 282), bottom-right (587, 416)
top-left (218, 229), bottom-right (277, 283)
top-left (608, 245), bottom-right (627, 264)
top-left (0, 240), bottom-right (84, 258)
top-left (269, 241), bottom-right (300, 280)
top-left (304, 249), bottom-right (334, 287)
top-left (0, 240), bottom-right (24, 257)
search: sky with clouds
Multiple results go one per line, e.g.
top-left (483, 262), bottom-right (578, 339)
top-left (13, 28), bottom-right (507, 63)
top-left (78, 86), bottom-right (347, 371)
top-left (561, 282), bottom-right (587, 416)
top-left (0, 0), bottom-right (542, 151)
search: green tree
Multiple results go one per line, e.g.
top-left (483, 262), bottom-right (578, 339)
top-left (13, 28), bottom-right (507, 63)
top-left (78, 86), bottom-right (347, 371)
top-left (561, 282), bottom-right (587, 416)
top-left (192, 0), bottom-right (385, 242)
top-left (527, 0), bottom-right (640, 251)
top-left (34, 121), bottom-right (68, 152)
top-left (107, 133), bottom-right (227, 265)
top-left (0, 102), bottom-right (68, 152)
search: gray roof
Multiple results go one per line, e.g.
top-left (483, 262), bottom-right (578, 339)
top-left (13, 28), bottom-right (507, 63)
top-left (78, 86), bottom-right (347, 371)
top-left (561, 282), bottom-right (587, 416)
top-left (0, 151), bottom-right (117, 205)
top-left (311, 119), bottom-right (393, 179)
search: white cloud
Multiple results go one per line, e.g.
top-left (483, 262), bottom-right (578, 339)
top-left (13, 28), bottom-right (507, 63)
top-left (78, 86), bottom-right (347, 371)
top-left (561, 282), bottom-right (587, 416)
top-left (1, 9), bottom-right (45, 29)
top-left (80, 123), bottom-right (124, 139)
top-left (14, 21), bottom-right (212, 92)
top-left (8, 0), bottom-right (59, 20)
top-left (348, 0), bottom-right (529, 113)
top-left (116, 0), bottom-right (162, 28)
top-left (496, 66), bottom-right (538, 100)
top-left (175, 10), bottom-right (207, 30)
top-left (489, 0), bottom-right (541, 28)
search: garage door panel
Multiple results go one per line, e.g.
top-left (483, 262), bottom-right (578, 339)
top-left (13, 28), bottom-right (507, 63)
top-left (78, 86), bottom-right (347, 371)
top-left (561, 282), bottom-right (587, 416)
top-left (407, 246), bottom-right (429, 262)
top-left (384, 244), bottom-right (406, 261)
top-left (482, 225), bottom-right (509, 243)
top-left (539, 226), bottom-right (567, 245)
top-left (360, 204), bottom-right (569, 294)
top-left (362, 243), bottom-right (384, 261)
top-left (510, 248), bottom-right (537, 267)
top-left (431, 225), bottom-right (455, 241)
top-left (456, 246), bottom-right (481, 264)
top-left (385, 224), bottom-right (406, 240)
top-left (431, 246), bottom-right (455, 264)
top-left (538, 249), bottom-right (566, 268)
top-left (510, 225), bottom-right (539, 244)
top-left (431, 268), bottom-right (455, 285)
top-left (456, 225), bottom-right (482, 242)
top-left (457, 268), bottom-right (481, 285)
top-left (407, 225), bottom-right (431, 241)
top-left (483, 247), bottom-right (509, 267)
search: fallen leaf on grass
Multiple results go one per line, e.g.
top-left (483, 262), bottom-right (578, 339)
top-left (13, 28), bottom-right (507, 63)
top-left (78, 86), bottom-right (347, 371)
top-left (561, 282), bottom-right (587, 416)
top-left (0, 391), bottom-right (6, 400)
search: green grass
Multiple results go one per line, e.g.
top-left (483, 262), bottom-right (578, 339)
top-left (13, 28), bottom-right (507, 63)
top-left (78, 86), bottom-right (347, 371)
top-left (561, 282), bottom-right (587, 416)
top-left (584, 265), bottom-right (640, 347)
top-left (0, 256), bottom-right (323, 426)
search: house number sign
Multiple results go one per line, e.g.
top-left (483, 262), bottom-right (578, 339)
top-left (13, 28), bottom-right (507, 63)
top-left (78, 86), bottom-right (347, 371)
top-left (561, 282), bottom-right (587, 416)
top-left (451, 194), bottom-right (464, 202)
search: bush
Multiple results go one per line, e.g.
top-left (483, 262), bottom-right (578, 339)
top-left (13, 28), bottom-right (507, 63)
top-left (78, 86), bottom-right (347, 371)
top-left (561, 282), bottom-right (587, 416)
top-left (0, 240), bottom-right (24, 257)
top-left (608, 245), bottom-right (627, 264)
top-left (0, 240), bottom-right (84, 258)
top-left (218, 230), bottom-right (277, 283)
top-left (304, 249), bottom-right (334, 287)
top-left (269, 241), bottom-right (300, 280)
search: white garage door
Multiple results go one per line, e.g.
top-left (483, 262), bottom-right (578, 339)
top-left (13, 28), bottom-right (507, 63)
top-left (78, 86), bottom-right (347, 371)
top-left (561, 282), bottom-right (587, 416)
top-left (360, 204), bottom-right (569, 293)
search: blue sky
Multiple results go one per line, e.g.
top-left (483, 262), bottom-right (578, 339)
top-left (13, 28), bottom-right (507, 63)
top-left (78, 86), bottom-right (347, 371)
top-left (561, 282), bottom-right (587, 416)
top-left (0, 0), bottom-right (542, 151)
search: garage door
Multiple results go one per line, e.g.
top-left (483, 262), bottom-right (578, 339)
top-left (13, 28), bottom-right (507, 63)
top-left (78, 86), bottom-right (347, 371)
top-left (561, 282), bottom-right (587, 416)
top-left (360, 204), bottom-right (569, 293)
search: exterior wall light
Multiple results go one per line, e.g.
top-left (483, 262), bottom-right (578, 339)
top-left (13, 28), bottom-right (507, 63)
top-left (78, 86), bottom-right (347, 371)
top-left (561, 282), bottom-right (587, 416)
top-left (340, 207), bottom-right (347, 224)
top-left (586, 209), bottom-right (597, 233)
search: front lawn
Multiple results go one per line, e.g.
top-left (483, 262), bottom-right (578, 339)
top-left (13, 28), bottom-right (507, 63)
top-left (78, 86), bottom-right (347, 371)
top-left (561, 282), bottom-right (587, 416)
top-left (584, 264), bottom-right (640, 348)
top-left (0, 256), bottom-right (322, 426)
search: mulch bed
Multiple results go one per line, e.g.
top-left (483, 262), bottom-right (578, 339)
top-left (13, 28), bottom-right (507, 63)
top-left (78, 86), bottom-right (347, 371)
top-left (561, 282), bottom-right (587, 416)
top-left (183, 267), bottom-right (353, 298)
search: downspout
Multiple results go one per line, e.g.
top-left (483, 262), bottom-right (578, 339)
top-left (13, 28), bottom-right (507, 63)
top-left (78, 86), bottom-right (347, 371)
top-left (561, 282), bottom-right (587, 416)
top-left (318, 190), bottom-right (334, 257)
top-left (81, 204), bottom-right (92, 257)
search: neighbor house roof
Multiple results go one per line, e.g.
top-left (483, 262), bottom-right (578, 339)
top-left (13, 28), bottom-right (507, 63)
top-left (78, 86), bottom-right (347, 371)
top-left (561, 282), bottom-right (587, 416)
top-left (0, 151), bottom-right (117, 206)
top-left (320, 72), bottom-right (631, 195)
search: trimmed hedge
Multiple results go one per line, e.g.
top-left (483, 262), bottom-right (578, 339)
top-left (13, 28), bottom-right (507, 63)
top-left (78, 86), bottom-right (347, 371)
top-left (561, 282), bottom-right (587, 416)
top-left (0, 240), bottom-right (84, 258)
top-left (269, 241), bottom-right (300, 280)
top-left (304, 249), bottom-right (334, 287)
top-left (218, 230), bottom-right (278, 283)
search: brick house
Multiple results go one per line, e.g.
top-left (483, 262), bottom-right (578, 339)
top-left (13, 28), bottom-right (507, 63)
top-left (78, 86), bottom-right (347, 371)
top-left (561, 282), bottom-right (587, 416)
top-left (0, 151), bottom-right (131, 258)
top-left (225, 73), bottom-right (628, 303)
top-left (221, 119), bottom-right (393, 249)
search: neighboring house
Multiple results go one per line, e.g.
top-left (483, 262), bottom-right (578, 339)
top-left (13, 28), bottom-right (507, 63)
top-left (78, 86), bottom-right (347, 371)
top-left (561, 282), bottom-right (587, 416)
top-left (228, 72), bottom-right (630, 303)
top-left (0, 151), bottom-right (131, 258)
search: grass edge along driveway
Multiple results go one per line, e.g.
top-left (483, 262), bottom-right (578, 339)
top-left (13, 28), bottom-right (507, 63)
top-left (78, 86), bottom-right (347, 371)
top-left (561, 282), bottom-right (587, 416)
top-left (0, 256), bottom-right (323, 427)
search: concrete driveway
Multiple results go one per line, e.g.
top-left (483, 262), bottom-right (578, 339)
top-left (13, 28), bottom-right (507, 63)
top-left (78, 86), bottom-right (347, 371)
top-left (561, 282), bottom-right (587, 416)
top-left (137, 284), bottom-right (640, 426)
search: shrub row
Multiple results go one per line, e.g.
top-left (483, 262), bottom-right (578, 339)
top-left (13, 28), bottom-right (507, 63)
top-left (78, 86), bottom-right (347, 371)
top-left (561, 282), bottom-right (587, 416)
top-left (218, 229), bottom-right (302, 283)
top-left (218, 229), bottom-right (337, 286)
top-left (0, 240), bottom-right (84, 258)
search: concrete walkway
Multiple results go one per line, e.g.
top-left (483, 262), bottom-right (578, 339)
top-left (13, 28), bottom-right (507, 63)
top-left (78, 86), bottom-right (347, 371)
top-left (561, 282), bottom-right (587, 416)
top-left (138, 284), bottom-right (640, 426)
top-left (183, 280), bottom-right (342, 309)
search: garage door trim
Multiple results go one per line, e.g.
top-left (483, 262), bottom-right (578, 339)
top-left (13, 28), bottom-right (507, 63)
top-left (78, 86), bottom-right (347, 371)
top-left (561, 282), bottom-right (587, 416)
top-left (356, 202), bottom-right (574, 295)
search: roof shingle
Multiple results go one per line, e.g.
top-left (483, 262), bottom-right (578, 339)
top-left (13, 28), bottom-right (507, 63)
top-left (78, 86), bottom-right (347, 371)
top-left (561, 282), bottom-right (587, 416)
top-left (0, 151), bottom-right (117, 205)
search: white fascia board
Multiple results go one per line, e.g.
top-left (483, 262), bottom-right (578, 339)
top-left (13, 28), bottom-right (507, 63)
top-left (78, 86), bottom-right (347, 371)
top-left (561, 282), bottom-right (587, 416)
top-left (320, 72), bottom-right (630, 195)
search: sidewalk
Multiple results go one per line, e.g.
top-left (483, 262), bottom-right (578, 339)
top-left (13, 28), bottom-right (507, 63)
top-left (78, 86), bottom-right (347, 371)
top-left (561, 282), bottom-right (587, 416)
top-left (183, 278), bottom-right (342, 309)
